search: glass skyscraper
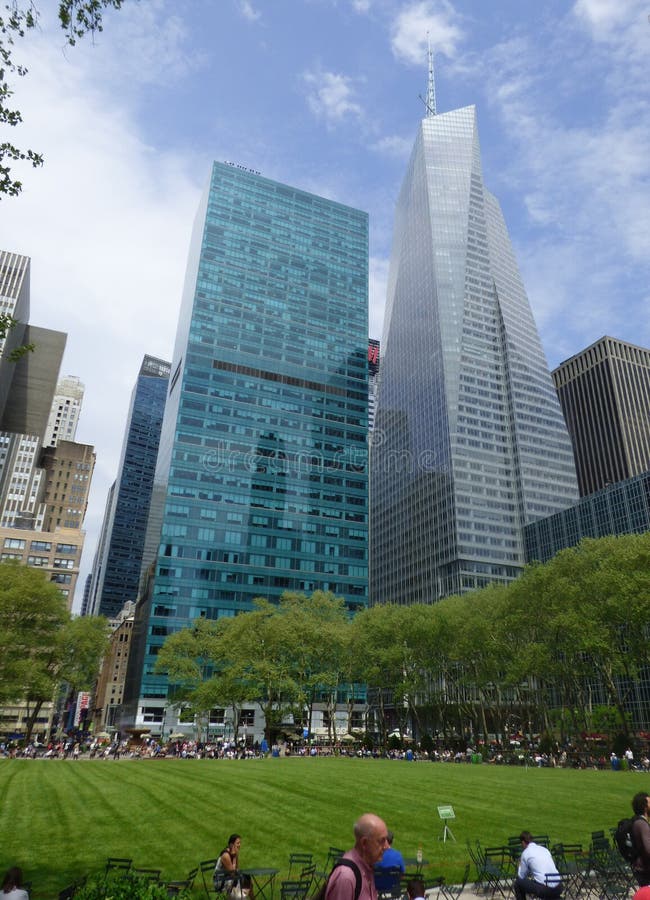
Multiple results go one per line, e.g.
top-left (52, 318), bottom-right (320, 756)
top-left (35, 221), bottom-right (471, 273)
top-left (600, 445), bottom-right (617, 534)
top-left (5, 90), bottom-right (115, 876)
top-left (88, 355), bottom-right (170, 618)
top-left (370, 95), bottom-right (578, 604)
top-left (123, 162), bottom-right (368, 720)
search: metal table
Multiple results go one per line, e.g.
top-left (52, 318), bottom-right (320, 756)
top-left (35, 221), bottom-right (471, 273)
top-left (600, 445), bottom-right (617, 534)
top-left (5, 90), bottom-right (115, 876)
top-left (241, 867), bottom-right (280, 900)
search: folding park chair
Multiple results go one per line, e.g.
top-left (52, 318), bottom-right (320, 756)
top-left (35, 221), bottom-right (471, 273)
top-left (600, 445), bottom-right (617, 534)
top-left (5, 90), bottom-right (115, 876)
top-left (288, 855), bottom-right (314, 880)
top-left (324, 848), bottom-right (345, 869)
top-left (132, 868), bottom-right (163, 883)
top-left (591, 847), bottom-right (635, 892)
top-left (199, 858), bottom-right (220, 898)
top-left (466, 841), bottom-right (488, 894)
top-left (298, 864), bottom-right (317, 892)
top-left (437, 863), bottom-right (471, 900)
top-left (590, 831), bottom-right (611, 855)
top-left (58, 876), bottom-right (87, 900)
top-left (481, 846), bottom-right (513, 899)
top-left (166, 867), bottom-right (199, 897)
top-left (105, 858), bottom-right (133, 875)
top-left (550, 845), bottom-right (587, 900)
top-left (279, 879), bottom-right (312, 900)
top-left (58, 886), bottom-right (77, 900)
top-left (314, 848), bottom-right (346, 892)
top-left (506, 839), bottom-right (523, 865)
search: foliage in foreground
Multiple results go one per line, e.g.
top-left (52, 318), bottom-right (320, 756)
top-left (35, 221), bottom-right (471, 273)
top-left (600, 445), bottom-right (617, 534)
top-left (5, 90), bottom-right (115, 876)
top-left (73, 872), bottom-right (189, 899)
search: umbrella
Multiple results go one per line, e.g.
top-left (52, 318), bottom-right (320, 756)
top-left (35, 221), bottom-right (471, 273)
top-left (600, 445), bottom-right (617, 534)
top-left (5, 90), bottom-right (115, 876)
top-left (169, 732), bottom-right (186, 740)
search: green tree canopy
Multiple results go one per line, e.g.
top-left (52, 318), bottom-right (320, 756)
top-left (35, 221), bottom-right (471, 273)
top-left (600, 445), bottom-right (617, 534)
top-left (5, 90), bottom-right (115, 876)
top-left (0, 561), bottom-right (109, 739)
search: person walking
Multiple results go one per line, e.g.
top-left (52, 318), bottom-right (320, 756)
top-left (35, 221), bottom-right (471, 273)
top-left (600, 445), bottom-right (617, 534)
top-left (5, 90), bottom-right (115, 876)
top-left (325, 814), bottom-right (390, 900)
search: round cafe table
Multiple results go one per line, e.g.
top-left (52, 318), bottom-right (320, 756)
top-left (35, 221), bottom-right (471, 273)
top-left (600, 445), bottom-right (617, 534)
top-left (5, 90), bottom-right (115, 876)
top-left (240, 867), bottom-right (280, 900)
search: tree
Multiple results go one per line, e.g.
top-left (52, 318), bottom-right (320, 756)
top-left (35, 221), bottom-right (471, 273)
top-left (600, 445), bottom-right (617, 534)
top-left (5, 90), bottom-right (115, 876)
top-left (0, 561), bottom-right (109, 740)
top-left (0, 312), bottom-right (34, 360)
top-left (1, 1), bottom-right (131, 199)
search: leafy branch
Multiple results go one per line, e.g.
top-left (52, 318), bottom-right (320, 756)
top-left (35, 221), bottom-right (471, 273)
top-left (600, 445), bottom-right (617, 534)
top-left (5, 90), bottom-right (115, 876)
top-left (1, 0), bottom-right (130, 199)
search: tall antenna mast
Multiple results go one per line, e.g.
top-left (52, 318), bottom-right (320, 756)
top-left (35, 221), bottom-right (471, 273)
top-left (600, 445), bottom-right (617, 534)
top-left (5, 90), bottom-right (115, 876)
top-left (426, 33), bottom-right (436, 116)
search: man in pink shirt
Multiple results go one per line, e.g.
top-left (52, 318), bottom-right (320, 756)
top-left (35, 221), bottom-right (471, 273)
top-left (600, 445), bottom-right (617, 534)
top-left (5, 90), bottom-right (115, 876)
top-left (325, 814), bottom-right (390, 900)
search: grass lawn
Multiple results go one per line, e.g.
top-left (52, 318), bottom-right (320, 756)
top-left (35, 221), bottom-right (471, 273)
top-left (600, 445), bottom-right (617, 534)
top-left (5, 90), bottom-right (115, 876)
top-left (0, 756), bottom-right (641, 898)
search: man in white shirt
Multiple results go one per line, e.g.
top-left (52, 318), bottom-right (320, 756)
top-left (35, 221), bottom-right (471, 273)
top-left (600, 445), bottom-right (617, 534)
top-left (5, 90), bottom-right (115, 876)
top-left (514, 832), bottom-right (562, 900)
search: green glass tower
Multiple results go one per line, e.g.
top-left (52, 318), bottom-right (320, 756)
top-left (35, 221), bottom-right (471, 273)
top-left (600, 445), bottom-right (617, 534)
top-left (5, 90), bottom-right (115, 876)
top-left (124, 162), bottom-right (368, 718)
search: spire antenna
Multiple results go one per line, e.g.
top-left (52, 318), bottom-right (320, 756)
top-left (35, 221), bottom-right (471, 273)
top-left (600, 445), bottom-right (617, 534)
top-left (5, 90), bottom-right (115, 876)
top-left (426, 32), bottom-right (436, 116)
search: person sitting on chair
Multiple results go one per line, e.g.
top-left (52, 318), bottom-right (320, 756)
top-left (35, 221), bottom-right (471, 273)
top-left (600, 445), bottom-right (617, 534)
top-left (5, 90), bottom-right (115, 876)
top-left (374, 831), bottom-right (405, 894)
top-left (1, 867), bottom-right (29, 900)
top-left (514, 833), bottom-right (562, 900)
top-left (215, 834), bottom-right (242, 896)
top-left (405, 880), bottom-right (425, 900)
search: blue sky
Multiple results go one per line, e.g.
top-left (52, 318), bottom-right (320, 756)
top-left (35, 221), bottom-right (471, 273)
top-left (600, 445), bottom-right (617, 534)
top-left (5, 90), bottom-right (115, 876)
top-left (0, 0), bottom-right (648, 610)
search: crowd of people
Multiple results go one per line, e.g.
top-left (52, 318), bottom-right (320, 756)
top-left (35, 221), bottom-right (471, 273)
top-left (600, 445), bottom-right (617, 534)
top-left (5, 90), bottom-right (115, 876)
top-left (4, 735), bottom-right (650, 770)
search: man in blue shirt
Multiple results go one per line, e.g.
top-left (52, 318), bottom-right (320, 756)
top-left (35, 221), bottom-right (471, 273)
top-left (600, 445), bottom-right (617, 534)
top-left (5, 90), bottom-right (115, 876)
top-left (374, 831), bottom-right (405, 895)
top-left (514, 832), bottom-right (562, 900)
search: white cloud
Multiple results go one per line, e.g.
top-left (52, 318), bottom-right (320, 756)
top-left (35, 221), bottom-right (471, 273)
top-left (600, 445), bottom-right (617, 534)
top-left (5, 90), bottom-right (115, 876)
top-left (352, 0), bottom-right (372, 12)
top-left (391, 0), bottom-right (463, 65)
top-left (369, 255), bottom-right (389, 340)
top-left (473, 22), bottom-right (650, 361)
top-left (371, 134), bottom-right (413, 159)
top-left (65, 0), bottom-right (206, 89)
top-left (303, 69), bottom-right (363, 126)
top-left (573, 0), bottom-right (645, 34)
top-left (0, 15), bottom-right (203, 611)
top-left (238, 0), bottom-right (262, 23)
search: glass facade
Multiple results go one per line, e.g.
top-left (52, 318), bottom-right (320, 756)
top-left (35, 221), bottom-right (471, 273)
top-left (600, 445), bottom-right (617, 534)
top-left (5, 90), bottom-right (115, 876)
top-left (370, 105), bottom-right (578, 604)
top-left (524, 469), bottom-right (650, 564)
top-left (127, 162), bottom-right (368, 707)
top-left (93, 356), bottom-right (170, 618)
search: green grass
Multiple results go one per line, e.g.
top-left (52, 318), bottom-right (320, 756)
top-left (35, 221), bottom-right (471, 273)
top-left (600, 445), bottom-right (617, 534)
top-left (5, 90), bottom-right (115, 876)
top-left (0, 757), bottom-right (639, 898)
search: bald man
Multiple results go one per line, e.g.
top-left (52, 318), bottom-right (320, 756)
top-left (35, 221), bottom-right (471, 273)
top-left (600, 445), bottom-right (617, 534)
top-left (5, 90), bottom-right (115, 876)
top-left (325, 814), bottom-right (390, 900)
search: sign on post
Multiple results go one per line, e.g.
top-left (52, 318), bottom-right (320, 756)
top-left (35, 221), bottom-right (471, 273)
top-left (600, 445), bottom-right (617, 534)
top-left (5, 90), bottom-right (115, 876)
top-left (437, 805), bottom-right (456, 842)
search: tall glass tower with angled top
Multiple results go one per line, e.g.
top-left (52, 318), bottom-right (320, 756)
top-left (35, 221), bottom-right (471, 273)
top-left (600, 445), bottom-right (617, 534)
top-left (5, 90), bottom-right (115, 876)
top-left (370, 62), bottom-right (578, 605)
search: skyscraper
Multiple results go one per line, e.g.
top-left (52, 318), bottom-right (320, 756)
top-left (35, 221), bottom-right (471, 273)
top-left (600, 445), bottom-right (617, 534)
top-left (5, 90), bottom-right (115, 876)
top-left (368, 339), bottom-right (380, 434)
top-left (122, 162), bottom-right (368, 726)
top-left (552, 336), bottom-right (650, 497)
top-left (0, 249), bottom-right (91, 613)
top-left (87, 355), bottom-right (170, 618)
top-left (44, 375), bottom-right (84, 447)
top-left (370, 64), bottom-right (578, 605)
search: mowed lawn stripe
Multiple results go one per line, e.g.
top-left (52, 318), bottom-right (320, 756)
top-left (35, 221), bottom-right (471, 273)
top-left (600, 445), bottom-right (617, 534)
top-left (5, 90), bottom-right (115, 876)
top-left (0, 757), bottom-right (637, 898)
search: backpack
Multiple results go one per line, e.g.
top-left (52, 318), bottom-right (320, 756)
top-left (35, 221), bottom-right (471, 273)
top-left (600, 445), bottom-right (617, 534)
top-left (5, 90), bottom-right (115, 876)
top-left (614, 817), bottom-right (638, 862)
top-left (311, 859), bottom-right (362, 900)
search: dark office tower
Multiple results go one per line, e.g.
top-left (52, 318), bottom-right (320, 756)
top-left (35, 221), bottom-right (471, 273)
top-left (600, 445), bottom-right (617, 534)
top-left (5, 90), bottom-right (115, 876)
top-left (368, 339), bottom-right (380, 434)
top-left (88, 355), bottom-right (170, 618)
top-left (370, 62), bottom-right (578, 605)
top-left (123, 162), bottom-right (368, 722)
top-left (552, 336), bottom-right (650, 497)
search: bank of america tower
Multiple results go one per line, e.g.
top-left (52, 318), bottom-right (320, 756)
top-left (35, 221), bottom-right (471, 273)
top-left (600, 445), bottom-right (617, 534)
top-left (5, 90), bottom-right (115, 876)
top-left (370, 57), bottom-right (578, 604)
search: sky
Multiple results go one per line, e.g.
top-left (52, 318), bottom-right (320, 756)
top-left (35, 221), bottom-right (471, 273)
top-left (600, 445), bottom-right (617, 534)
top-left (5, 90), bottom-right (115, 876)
top-left (0, 0), bottom-right (648, 612)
